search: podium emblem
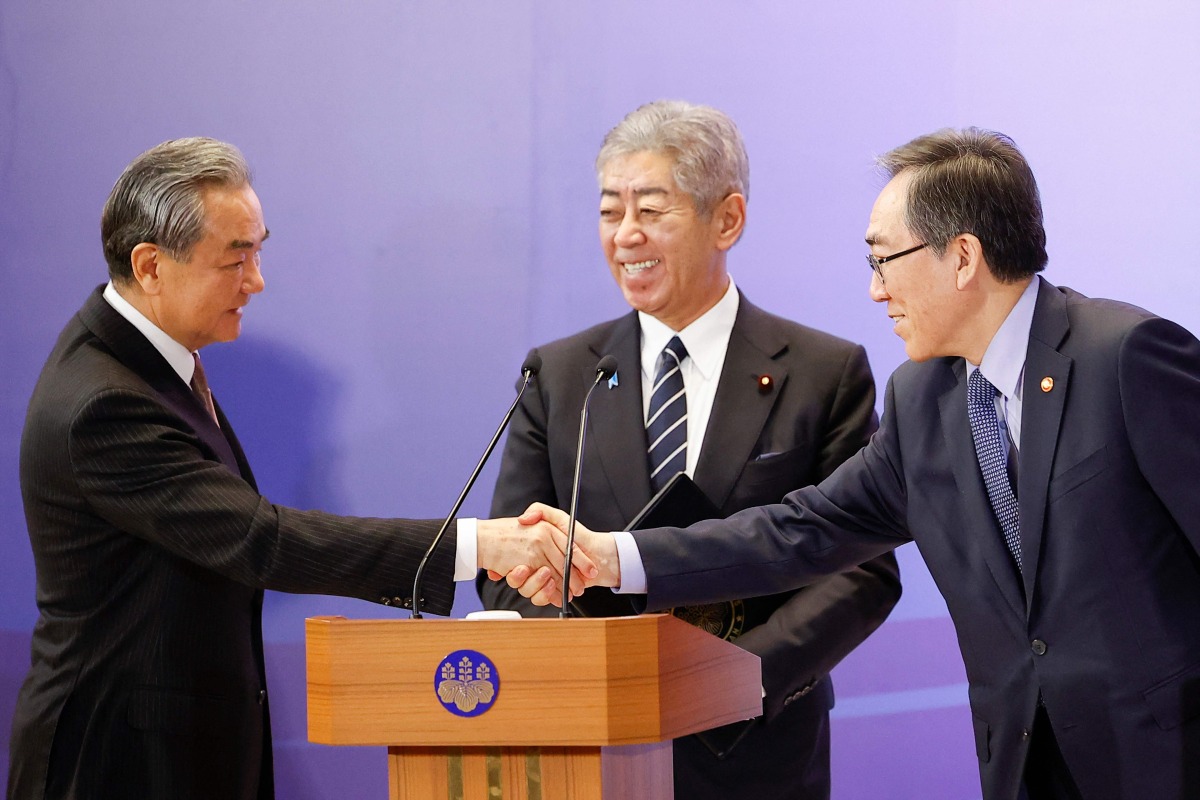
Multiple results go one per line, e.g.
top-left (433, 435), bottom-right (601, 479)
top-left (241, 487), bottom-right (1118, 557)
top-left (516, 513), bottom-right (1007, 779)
top-left (435, 650), bottom-right (499, 717)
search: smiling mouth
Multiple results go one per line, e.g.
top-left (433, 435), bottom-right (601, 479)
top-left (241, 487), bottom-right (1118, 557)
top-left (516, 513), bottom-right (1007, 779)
top-left (623, 259), bottom-right (659, 275)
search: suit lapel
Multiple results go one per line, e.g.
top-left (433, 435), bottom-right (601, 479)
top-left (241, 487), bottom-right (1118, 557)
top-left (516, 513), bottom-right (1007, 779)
top-left (1017, 281), bottom-right (1071, 609)
top-left (213, 400), bottom-right (258, 487)
top-left (587, 312), bottom-right (653, 523)
top-left (79, 286), bottom-right (242, 474)
top-left (695, 297), bottom-right (789, 512)
top-left (939, 359), bottom-right (1027, 616)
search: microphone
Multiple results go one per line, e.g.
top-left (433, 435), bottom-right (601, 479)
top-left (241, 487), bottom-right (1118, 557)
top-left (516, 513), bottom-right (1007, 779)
top-left (410, 353), bottom-right (542, 618)
top-left (561, 355), bottom-right (617, 617)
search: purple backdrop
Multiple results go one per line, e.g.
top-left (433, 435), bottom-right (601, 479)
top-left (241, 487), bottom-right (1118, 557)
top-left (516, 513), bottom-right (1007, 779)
top-left (2, 2), bottom-right (1198, 797)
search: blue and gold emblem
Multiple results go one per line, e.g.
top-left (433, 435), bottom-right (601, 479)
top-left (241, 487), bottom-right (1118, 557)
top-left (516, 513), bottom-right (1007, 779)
top-left (435, 649), bottom-right (499, 717)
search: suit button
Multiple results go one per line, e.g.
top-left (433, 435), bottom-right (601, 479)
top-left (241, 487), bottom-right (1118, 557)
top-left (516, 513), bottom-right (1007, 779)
top-left (258, 690), bottom-right (268, 705)
top-left (381, 597), bottom-right (393, 606)
top-left (1021, 728), bottom-right (1030, 741)
top-left (1031, 639), bottom-right (1047, 656)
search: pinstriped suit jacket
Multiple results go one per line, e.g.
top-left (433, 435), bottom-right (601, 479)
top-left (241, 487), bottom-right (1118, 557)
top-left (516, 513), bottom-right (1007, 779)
top-left (8, 286), bottom-right (455, 800)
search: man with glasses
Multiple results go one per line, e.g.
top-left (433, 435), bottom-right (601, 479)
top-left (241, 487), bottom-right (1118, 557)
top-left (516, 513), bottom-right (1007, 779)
top-left (508, 127), bottom-right (1200, 800)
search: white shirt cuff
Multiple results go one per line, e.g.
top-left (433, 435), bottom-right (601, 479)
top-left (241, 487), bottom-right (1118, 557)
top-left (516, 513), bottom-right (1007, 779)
top-left (612, 530), bottom-right (648, 594)
top-left (454, 518), bottom-right (477, 581)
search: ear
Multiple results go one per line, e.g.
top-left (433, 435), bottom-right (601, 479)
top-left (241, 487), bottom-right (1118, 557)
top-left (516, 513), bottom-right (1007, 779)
top-left (952, 233), bottom-right (986, 290)
top-left (712, 193), bottom-right (747, 252)
top-left (129, 243), bottom-right (163, 295)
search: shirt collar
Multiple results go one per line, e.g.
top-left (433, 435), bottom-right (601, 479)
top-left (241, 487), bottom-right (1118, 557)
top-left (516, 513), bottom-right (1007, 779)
top-left (639, 277), bottom-right (739, 379)
top-left (972, 275), bottom-right (1041, 400)
top-left (103, 281), bottom-right (197, 385)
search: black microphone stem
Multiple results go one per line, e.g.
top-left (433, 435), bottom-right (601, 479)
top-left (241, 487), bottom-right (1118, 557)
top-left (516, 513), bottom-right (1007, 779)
top-left (561, 356), bottom-right (617, 617)
top-left (411, 363), bottom-right (538, 618)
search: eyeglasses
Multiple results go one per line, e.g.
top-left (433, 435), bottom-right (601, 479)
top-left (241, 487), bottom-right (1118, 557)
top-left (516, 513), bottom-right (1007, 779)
top-left (866, 243), bottom-right (927, 287)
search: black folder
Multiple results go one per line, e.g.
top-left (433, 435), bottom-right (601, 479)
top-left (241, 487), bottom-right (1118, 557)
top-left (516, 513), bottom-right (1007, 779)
top-left (569, 472), bottom-right (719, 617)
top-left (624, 472), bottom-right (720, 531)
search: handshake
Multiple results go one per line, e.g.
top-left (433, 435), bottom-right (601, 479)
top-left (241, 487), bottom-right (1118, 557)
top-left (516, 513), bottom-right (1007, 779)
top-left (476, 505), bottom-right (621, 606)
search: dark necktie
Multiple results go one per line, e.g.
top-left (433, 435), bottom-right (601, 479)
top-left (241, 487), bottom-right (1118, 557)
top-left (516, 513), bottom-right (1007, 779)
top-left (190, 352), bottom-right (220, 425)
top-left (1004, 422), bottom-right (1019, 498)
top-left (967, 369), bottom-right (1021, 571)
top-left (647, 336), bottom-right (688, 493)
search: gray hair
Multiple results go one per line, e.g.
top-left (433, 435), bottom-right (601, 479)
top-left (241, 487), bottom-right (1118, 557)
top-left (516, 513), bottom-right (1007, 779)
top-left (101, 137), bottom-right (252, 282)
top-left (596, 100), bottom-right (749, 217)
top-left (878, 128), bottom-right (1047, 283)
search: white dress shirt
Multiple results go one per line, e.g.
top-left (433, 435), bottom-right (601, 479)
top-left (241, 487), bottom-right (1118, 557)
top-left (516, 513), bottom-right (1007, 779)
top-left (104, 282), bottom-right (197, 384)
top-left (638, 278), bottom-right (740, 478)
top-left (968, 276), bottom-right (1041, 455)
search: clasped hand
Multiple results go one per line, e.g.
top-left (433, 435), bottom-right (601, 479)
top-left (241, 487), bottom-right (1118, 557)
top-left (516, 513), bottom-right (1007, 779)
top-left (477, 504), bottom-right (620, 607)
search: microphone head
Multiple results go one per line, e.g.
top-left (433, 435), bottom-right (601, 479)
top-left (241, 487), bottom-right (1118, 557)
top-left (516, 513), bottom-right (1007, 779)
top-left (595, 355), bottom-right (618, 381)
top-left (521, 352), bottom-right (542, 378)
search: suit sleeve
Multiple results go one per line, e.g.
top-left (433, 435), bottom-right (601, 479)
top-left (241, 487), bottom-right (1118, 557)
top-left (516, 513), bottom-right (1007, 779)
top-left (68, 387), bottom-right (456, 614)
top-left (1120, 316), bottom-right (1200, 557)
top-left (476, 349), bottom-right (563, 617)
top-left (634, 371), bottom-right (911, 627)
top-left (731, 344), bottom-right (902, 722)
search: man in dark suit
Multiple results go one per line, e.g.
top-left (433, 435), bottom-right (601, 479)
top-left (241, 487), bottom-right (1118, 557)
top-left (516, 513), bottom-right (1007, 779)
top-left (515, 128), bottom-right (1200, 799)
top-left (8, 137), bottom-right (587, 800)
top-left (479, 101), bottom-right (901, 800)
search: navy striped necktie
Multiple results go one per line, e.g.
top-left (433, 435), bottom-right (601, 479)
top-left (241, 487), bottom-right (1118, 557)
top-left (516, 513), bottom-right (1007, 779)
top-left (967, 369), bottom-right (1021, 570)
top-left (647, 336), bottom-right (688, 493)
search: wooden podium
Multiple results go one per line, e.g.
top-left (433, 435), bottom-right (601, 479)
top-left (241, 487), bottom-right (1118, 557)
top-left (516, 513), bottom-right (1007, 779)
top-left (305, 614), bottom-right (761, 800)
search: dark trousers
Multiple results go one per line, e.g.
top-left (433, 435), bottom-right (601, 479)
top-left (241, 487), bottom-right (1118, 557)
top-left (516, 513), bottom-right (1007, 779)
top-left (1022, 704), bottom-right (1082, 800)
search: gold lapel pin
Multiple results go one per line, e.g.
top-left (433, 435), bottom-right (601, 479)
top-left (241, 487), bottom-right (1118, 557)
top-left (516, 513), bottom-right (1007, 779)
top-left (757, 374), bottom-right (774, 395)
top-left (1040, 376), bottom-right (1054, 393)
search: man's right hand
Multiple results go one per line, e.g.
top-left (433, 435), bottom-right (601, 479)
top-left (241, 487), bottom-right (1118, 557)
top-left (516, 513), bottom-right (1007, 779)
top-left (475, 513), bottom-right (598, 603)
top-left (497, 503), bottom-right (621, 606)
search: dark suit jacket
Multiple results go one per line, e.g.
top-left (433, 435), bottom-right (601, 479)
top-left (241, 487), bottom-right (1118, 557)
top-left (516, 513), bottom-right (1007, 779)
top-left (479, 294), bottom-right (901, 799)
top-left (9, 286), bottom-right (456, 800)
top-left (634, 280), bottom-right (1200, 800)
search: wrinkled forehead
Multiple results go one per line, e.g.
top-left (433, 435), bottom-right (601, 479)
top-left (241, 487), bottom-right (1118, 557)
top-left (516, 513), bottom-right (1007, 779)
top-left (599, 150), bottom-right (681, 195)
top-left (200, 183), bottom-right (269, 245)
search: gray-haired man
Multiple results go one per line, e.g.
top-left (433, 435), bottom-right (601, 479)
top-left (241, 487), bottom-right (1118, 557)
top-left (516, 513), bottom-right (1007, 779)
top-left (9, 137), bottom-right (586, 800)
top-left (480, 101), bottom-right (900, 800)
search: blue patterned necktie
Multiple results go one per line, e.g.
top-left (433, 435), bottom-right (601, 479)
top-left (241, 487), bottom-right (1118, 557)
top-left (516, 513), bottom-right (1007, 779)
top-left (967, 369), bottom-right (1021, 571)
top-left (647, 336), bottom-right (688, 493)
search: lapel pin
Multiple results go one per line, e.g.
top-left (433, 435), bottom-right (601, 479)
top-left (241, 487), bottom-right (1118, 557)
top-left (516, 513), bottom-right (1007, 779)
top-left (608, 372), bottom-right (619, 390)
top-left (1040, 376), bottom-right (1054, 393)
top-left (757, 374), bottom-right (773, 395)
